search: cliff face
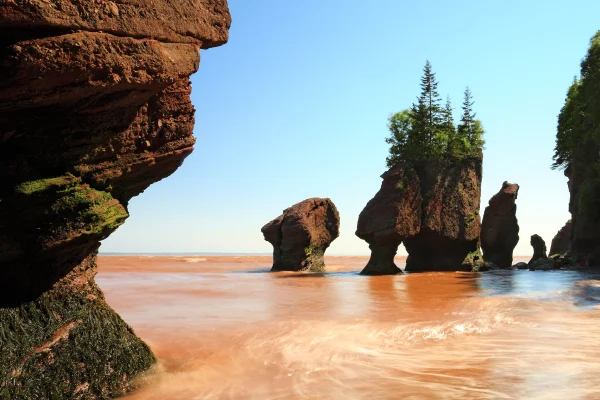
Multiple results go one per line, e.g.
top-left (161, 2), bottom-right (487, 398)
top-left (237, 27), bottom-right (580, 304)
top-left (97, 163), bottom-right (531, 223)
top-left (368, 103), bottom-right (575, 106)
top-left (356, 156), bottom-right (482, 274)
top-left (0, 1), bottom-right (231, 398)
top-left (262, 198), bottom-right (340, 272)
top-left (566, 165), bottom-right (600, 264)
top-left (480, 182), bottom-right (520, 268)
top-left (550, 220), bottom-right (572, 256)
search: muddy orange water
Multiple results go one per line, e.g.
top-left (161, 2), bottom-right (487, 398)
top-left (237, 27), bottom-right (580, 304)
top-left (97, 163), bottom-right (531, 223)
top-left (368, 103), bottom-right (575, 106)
top-left (96, 255), bottom-right (600, 399)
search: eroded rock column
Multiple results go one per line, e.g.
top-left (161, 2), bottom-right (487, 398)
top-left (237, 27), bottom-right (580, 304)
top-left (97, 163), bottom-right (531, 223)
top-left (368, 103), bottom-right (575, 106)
top-left (355, 166), bottom-right (421, 275)
top-left (480, 181), bottom-right (520, 268)
top-left (262, 198), bottom-right (340, 272)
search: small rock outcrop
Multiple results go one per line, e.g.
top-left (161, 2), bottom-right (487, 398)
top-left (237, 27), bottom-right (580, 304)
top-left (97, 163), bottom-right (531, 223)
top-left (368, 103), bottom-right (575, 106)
top-left (0, 1), bottom-right (231, 398)
top-left (513, 262), bottom-right (528, 270)
top-left (262, 198), bottom-right (340, 272)
top-left (480, 182), bottom-right (520, 268)
top-left (528, 234), bottom-right (548, 265)
top-left (549, 220), bottom-right (573, 256)
top-left (356, 156), bottom-right (482, 274)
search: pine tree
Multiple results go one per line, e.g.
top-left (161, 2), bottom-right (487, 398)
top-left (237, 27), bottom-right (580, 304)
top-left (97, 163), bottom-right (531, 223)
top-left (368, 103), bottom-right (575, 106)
top-left (441, 96), bottom-right (459, 157)
top-left (420, 61), bottom-right (443, 148)
top-left (410, 61), bottom-right (443, 157)
top-left (458, 87), bottom-right (475, 140)
top-left (457, 87), bottom-right (484, 156)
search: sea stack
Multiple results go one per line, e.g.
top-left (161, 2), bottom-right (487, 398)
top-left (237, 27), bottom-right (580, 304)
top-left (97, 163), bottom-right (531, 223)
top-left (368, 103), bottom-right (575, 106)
top-left (480, 182), bottom-right (520, 268)
top-left (356, 155), bottom-right (482, 274)
top-left (262, 198), bottom-right (340, 272)
top-left (549, 220), bottom-right (572, 256)
top-left (0, 2), bottom-right (231, 398)
top-left (529, 234), bottom-right (548, 264)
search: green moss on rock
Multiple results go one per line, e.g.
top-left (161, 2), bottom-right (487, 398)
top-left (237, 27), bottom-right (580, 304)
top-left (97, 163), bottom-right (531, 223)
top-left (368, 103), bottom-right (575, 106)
top-left (13, 175), bottom-right (128, 247)
top-left (14, 175), bottom-right (79, 195)
top-left (0, 280), bottom-right (155, 399)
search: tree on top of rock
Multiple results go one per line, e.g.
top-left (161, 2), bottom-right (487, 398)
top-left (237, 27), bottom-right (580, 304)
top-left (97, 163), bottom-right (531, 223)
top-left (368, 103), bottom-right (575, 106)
top-left (385, 62), bottom-right (485, 167)
top-left (457, 87), bottom-right (485, 154)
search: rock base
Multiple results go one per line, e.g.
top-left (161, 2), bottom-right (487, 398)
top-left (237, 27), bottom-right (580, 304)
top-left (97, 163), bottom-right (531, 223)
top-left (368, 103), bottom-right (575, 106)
top-left (0, 254), bottom-right (155, 399)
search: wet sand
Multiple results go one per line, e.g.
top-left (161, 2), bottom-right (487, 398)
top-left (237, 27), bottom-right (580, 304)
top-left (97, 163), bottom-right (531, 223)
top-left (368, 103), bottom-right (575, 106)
top-left (97, 255), bottom-right (600, 399)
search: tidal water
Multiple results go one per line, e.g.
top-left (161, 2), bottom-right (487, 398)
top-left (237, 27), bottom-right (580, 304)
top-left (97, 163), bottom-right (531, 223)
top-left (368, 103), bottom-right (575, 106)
top-left (96, 255), bottom-right (600, 400)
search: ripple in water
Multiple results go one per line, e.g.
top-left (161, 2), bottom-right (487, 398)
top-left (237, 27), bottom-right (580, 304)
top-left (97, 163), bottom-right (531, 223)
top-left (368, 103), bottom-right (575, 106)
top-left (96, 255), bottom-right (600, 399)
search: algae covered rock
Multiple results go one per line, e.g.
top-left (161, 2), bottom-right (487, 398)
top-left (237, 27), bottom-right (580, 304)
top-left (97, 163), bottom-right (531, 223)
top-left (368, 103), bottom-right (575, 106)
top-left (0, 253), bottom-right (155, 399)
top-left (481, 182), bottom-right (520, 268)
top-left (262, 198), bottom-right (340, 272)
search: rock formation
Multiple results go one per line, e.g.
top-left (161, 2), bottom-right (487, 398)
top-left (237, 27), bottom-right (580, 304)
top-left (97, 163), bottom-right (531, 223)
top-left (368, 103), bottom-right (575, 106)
top-left (549, 220), bottom-right (573, 256)
top-left (0, 1), bottom-right (231, 398)
top-left (528, 234), bottom-right (548, 265)
top-left (262, 198), bottom-right (340, 272)
top-left (480, 182), bottom-right (520, 268)
top-left (356, 156), bottom-right (482, 274)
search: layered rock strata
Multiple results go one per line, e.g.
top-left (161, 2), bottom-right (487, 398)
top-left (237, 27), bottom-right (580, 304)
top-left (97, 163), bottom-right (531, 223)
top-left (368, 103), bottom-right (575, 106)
top-left (356, 156), bottom-right (482, 274)
top-left (0, 1), bottom-right (231, 398)
top-left (480, 182), bottom-right (520, 268)
top-left (262, 198), bottom-right (340, 272)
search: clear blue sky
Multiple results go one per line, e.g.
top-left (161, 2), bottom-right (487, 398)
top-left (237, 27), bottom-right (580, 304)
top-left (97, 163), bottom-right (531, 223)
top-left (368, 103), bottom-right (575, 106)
top-left (102, 0), bottom-right (600, 256)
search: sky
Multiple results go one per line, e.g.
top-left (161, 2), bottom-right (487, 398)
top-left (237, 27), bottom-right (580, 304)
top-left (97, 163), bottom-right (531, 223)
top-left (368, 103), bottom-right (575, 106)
top-left (102, 0), bottom-right (600, 256)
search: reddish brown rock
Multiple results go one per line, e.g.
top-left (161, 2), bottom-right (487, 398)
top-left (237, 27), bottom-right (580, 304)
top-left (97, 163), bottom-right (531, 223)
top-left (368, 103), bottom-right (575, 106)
top-left (355, 166), bottom-right (421, 275)
top-left (480, 182), bottom-right (520, 268)
top-left (262, 198), bottom-right (340, 272)
top-left (0, 0), bottom-right (231, 47)
top-left (0, 1), bottom-right (230, 398)
top-left (356, 156), bottom-right (482, 274)
top-left (528, 234), bottom-right (548, 265)
top-left (549, 220), bottom-right (573, 256)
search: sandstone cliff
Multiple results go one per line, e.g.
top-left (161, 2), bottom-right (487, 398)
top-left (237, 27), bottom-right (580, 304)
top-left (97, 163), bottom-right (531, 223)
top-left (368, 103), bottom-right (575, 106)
top-left (356, 156), bottom-right (482, 274)
top-left (480, 182), bottom-right (520, 268)
top-left (262, 198), bottom-right (340, 272)
top-left (0, 1), bottom-right (231, 398)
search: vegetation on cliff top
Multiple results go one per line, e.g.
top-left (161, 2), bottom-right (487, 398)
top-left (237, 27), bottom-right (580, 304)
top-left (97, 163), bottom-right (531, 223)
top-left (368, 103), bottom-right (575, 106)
top-left (552, 31), bottom-right (600, 221)
top-left (386, 61), bottom-right (485, 167)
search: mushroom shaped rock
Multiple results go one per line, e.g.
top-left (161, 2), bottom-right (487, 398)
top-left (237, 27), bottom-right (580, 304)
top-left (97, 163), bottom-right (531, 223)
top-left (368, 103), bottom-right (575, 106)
top-left (355, 166), bottom-right (421, 275)
top-left (481, 182), bottom-right (520, 268)
top-left (549, 220), bottom-right (573, 256)
top-left (356, 155), bottom-right (482, 274)
top-left (528, 234), bottom-right (548, 265)
top-left (262, 198), bottom-right (340, 272)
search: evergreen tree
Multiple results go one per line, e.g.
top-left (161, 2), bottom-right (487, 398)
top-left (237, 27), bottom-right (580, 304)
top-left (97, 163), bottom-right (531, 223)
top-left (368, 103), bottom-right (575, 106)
top-left (386, 62), bottom-right (485, 165)
top-left (457, 87), bottom-right (475, 141)
top-left (457, 87), bottom-right (484, 155)
top-left (442, 96), bottom-right (460, 157)
top-left (410, 61), bottom-right (443, 157)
